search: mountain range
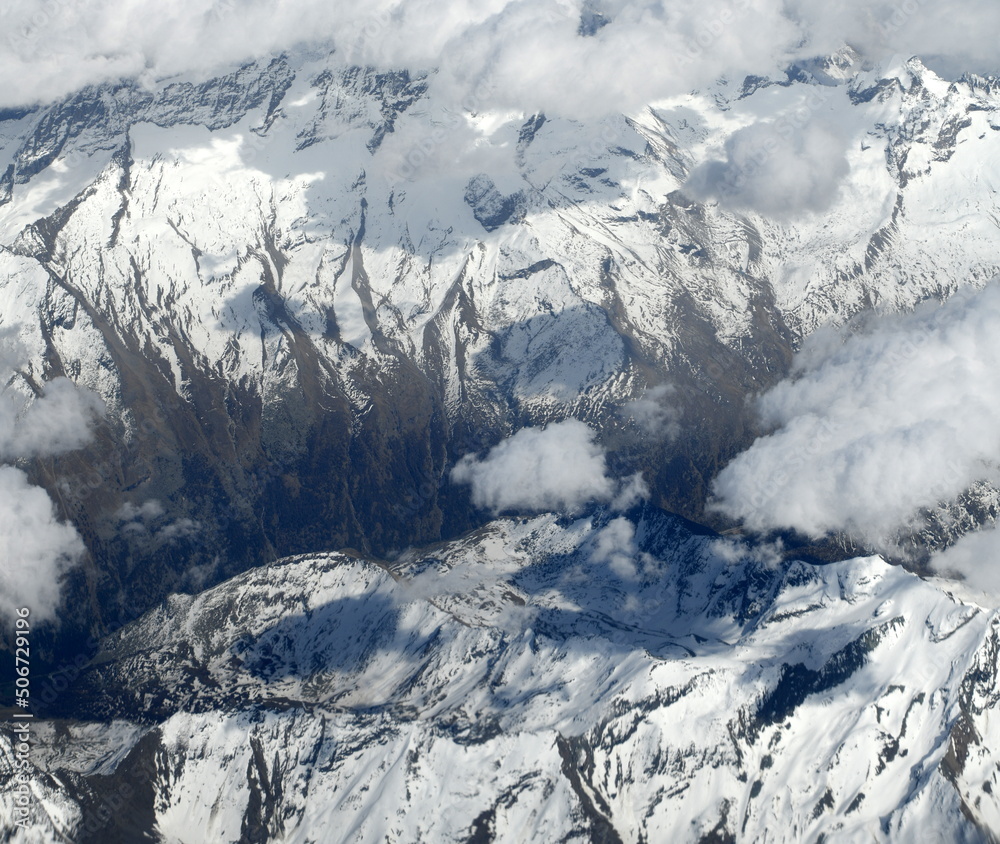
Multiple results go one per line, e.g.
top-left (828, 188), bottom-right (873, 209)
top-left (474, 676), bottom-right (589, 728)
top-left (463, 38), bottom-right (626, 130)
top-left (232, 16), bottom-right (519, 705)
top-left (2, 44), bottom-right (1000, 841)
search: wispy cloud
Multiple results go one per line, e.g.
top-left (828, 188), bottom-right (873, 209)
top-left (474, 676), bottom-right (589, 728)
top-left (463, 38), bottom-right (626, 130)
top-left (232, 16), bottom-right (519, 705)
top-left (0, 466), bottom-right (86, 624)
top-left (0, 377), bottom-right (104, 457)
top-left (931, 527), bottom-right (1000, 597)
top-left (623, 384), bottom-right (680, 440)
top-left (590, 516), bottom-right (655, 579)
top-left (685, 119), bottom-right (851, 218)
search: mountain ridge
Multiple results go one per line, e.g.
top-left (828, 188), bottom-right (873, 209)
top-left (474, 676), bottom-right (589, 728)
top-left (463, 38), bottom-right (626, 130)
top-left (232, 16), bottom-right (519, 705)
top-left (4, 505), bottom-right (1000, 842)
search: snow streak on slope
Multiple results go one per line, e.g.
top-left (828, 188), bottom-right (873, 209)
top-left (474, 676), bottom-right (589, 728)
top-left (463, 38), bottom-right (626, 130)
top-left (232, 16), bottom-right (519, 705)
top-left (3, 508), bottom-right (999, 842)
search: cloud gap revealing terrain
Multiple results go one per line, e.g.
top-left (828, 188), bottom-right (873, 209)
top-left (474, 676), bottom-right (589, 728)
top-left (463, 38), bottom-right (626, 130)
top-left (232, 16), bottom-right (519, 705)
top-left (3, 1), bottom-right (1000, 841)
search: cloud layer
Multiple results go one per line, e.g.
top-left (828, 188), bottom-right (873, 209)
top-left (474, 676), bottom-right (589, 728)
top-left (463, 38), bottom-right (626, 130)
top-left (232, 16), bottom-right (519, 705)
top-left (452, 419), bottom-right (643, 515)
top-left (1, 1), bottom-right (999, 112)
top-left (931, 527), bottom-right (1000, 596)
top-left (590, 516), bottom-right (654, 579)
top-left (623, 384), bottom-right (680, 439)
top-left (711, 283), bottom-right (1000, 567)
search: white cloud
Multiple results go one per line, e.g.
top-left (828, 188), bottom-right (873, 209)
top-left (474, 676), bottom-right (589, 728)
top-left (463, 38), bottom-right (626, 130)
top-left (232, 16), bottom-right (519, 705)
top-left (623, 384), bottom-right (679, 439)
top-left (610, 472), bottom-right (649, 511)
top-left (0, 466), bottom-right (86, 623)
top-left (0, 372), bottom-right (103, 623)
top-left (685, 119), bottom-right (851, 218)
top-left (0, 377), bottom-right (104, 457)
top-left (1, 0), bottom-right (998, 114)
top-left (452, 419), bottom-right (644, 515)
top-left (0, 0), bottom-right (778, 112)
top-left (117, 499), bottom-right (201, 544)
top-left (710, 283), bottom-right (1000, 553)
top-left (591, 516), bottom-right (643, 578)
top-left (117, 499), bottom-right (166, 523)
top-left (157, 518), bottom-right (201, 542)
top-left (781, 0), bottom-right (1000, 80)
top-left (709, 536), bottom-right (785, 569)
top-left (930, 528), bottom-right (1000, 599)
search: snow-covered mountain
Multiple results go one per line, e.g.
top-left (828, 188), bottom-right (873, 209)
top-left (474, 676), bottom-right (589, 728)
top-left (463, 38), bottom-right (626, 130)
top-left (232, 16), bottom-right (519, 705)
top-left (5, 42), bottom-right (1000, 842)
top-left (4, 49), bottom-right (1000, 635)
top-left (4, 505), bottom-right (1000, 842)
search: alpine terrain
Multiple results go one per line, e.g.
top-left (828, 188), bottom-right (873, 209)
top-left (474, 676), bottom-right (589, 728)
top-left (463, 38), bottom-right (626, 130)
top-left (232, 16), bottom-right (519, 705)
top-left (1, 27), bottom-right (1000, 844)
